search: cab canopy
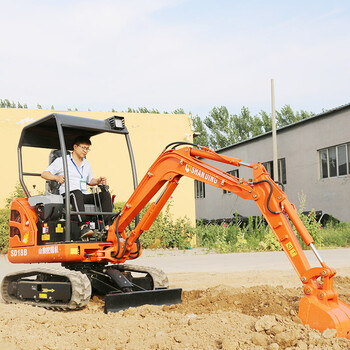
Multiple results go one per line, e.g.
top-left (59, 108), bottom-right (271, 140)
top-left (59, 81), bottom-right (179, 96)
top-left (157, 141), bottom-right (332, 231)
top-left (19, 113), bottom-right (128, 150)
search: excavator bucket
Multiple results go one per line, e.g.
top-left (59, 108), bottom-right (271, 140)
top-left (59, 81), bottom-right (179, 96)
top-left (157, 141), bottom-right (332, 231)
top-left (299, 296), bottom-right (350, 339)
top-left (296, 264), bottom-right (350, 339)
top-left (104, 288), bottom-right (182, 313)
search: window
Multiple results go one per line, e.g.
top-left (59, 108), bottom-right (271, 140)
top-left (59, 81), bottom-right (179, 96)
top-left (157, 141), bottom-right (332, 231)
top-left (319, 143), bottom-right (350, 178)
top-left (262, 161), bottom-right (273, 178)
top-left (348, 143), bottom-right (350, 175)
top-left (278, 158), bottom-right (286, 185)
top-left (320, 149), bottom-right (328, 179)
top-left (195, 180), bottom-right (205, 198)
top-left (338, 144), bottom-right (347, 176)
top-left (262, 158), bottom-right (287, 184)
top-left (329, 147), bottom-right (337, 177)
top-left (223, 169), bottom-right (239, 194)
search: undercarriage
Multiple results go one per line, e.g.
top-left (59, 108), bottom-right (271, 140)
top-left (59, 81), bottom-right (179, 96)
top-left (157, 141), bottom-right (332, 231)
top-left (1, 263), bottom-right (181, 312)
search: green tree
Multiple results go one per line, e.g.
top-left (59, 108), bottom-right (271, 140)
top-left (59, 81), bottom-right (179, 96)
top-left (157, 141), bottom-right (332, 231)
top-left (202, 106), bottom-right (263, 149)
top-left (199, 104), bottom-right (315, 150)
top-left (259, 110), bottom-right (272, 132)
top-left (127, 107), bottom-right (161, 114)
top-left (204, 106), bottom-right (236, 149)
top-left (231, 106), bottom-right (263, 142)
top-left (193, 115), bottom-right (209, 147)
top-left (171, 108), bottom-right (186, 114)
top-left (0, 99), bottom-right (28, 108)
top-left (114, 107), bottom-right (187, 115)
top-left (276, 105), bottom-right (314, 127)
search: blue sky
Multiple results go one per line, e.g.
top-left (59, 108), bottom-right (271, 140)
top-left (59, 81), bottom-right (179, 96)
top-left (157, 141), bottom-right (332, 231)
top-left (1, 0), bottom-right (349, 118)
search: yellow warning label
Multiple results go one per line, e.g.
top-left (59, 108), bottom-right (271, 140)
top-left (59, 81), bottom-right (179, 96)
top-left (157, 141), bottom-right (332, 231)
top-left (56, 224), bottom-right (64, 233)
top-left (289, 249), bottom-right (297, 257)
top-left (70, 248), bottom-right (79, 255)
top-left (42, 234), bottom-right (50, 241)
top-left (39, 293), bottom-right (47, 299)
top-left (285, 242), bottom-right (298, 257)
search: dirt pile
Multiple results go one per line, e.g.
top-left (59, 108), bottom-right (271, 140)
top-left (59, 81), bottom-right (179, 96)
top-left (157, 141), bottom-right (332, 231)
top-left (172, 285), bottom-right (301, 318)
top-left (2, 279), bottom-right (350, 349)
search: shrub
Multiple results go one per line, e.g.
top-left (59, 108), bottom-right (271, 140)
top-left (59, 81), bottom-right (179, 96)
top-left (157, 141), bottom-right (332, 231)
top-left (259, 229), bottom-right (282, 251)
top-left (1, 183), bottom-right (25, 253)
top-left (195, 193), bottom-right (349, 253)
top-left (195, 222), bottom-right (235, 252)
top-left (293, 192), bottom-right (323, 248)
top-left (297, 211), bottom-right (323, 248)
top-left (113, 200), bottom-right (194, 249)
top-left (0, 209), bottom-right (10, 253)
top-left (320, 222), bottom-right (350, 248)
top-left (5, 182), bottom-right (25, 208)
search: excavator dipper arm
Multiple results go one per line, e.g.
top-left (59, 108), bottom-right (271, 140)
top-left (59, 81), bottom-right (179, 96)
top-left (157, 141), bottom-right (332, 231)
top-left (107, 144), bottom-right (350, 338)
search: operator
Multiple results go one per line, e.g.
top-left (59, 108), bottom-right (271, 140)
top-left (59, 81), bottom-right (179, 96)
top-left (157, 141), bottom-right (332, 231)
top-left (41, 136), bottom-right (113, 237)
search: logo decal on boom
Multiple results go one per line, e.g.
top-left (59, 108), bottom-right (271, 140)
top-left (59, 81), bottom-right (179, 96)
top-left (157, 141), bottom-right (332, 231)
top-left (185, 164), bottom-right (218, 184)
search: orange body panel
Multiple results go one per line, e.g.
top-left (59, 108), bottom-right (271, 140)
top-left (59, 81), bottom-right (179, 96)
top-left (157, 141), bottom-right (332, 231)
top-left (9, 197), bottom-right (37, 248)
top-left (8, 198), bottom-right (140, 264)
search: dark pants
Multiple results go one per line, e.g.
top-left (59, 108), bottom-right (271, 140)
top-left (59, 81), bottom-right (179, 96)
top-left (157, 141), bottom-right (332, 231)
top-left (67, 189), bottom-right (113, 226)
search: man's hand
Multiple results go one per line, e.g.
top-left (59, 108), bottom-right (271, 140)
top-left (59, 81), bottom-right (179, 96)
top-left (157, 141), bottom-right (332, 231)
top-left (56, 175), bottom-right (65, 184)
top-left (98, 176), bottom-right (107, 185)
top-left (41, 171), bottom-right (64, 184)
top-left (88, 176), bottom-right (107, 186)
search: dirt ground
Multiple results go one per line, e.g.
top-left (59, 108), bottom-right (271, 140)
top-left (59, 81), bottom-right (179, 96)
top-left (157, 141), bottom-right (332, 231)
top-left (2, 268), bottom-right (350, 350)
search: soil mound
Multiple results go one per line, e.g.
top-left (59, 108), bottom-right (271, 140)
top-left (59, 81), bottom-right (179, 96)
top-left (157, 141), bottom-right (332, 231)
top-left (2, 279), bottom-right (350, 349)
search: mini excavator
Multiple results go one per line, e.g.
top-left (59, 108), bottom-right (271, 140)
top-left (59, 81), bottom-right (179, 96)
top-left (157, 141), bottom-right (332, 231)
top-left (3, 113), bottom-right (350, 339)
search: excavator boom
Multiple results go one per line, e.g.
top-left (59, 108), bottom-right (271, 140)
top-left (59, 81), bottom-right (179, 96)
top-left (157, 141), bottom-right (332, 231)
top-left (107, 143), bottom-right (350, 338)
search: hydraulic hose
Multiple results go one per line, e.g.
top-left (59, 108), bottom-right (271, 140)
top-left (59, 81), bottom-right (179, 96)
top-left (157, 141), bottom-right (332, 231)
top-left (111, 212), bottom-right (141, 260)
top-left (111, 212), bottom-right (122, 258)
top-left (162, 141), bottom-right (200, 152)
top-left (252, 179), bottom-right (282, 215)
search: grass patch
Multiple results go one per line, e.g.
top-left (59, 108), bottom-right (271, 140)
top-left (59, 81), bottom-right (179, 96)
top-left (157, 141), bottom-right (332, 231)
top-left (195, 211), bottom-right (350, 253)
top-left (319, 222), bottom-right (350, 248)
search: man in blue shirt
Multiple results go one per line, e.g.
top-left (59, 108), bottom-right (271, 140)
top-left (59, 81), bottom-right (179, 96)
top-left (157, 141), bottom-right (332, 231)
top-left (41, 136), bottom-right (112, 237)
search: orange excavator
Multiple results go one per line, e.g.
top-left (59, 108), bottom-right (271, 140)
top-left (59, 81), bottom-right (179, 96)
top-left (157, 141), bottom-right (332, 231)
top-left (3, 113), bottom-right (350, 338)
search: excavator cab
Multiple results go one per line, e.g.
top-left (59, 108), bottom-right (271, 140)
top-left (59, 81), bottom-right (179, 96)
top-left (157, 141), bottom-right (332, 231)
top-left (13, 113), bottom-right (137, 244)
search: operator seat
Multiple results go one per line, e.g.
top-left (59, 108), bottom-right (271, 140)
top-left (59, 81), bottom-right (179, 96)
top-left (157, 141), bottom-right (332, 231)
top-left (46, 149), bottom-right (70, 195)
top-left (45, 149), bottom-right (101, 211)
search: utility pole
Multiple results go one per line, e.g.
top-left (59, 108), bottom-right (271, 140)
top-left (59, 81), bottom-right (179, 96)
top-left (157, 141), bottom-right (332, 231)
top-left (271, 79), bottom-right (279, 182)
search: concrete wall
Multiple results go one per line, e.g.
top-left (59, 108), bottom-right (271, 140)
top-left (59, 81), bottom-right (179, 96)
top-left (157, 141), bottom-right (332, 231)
top-left (0, 109), bottom-right (196, 224)
top-left (196, 108), bottom-right (350, 222)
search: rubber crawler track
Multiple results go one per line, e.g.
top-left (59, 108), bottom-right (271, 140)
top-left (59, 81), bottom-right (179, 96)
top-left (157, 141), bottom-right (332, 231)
top-left (1, 266), bottom-right (91, 310)
top-left (114, 263), bottom-right (169, 289)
